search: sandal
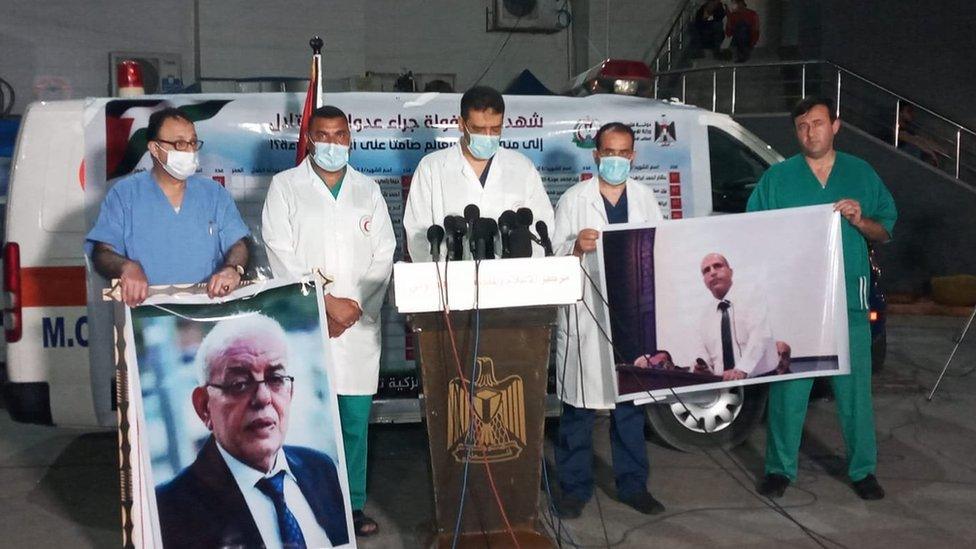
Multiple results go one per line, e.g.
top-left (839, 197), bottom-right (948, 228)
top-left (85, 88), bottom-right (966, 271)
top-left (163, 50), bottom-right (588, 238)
top-left (353, 510), bottom-right (379, 537)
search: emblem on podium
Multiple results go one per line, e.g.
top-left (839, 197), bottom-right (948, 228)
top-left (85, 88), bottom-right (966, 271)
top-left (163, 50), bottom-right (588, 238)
top-left (447, 357), bottom-right (526, 464)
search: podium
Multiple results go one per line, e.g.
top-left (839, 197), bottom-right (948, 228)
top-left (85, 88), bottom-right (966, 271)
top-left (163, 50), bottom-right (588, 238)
top-left (394, 257), bottom-right (582, 548)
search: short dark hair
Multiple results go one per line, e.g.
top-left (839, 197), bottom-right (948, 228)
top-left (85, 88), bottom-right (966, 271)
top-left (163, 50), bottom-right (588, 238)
top-left (460, 86), bottom-right (505, 118)
top-left (307, 105), bottom-right (348, 127)
top-left (146, 108), bottom-right (193, 141)
top-left (594, 122), bottom-right (635, 150)
top-left (792, 95), bottom-right (836, 122)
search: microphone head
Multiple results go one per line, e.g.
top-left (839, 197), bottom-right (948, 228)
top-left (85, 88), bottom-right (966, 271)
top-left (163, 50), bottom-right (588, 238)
top-left (497, 210), bottom-right (517, 234)
top-left (427, 224), bottom-right (445, 243)
top-left (535, 220), bottom-right (549, 239)
top-left (509, 227), bottom-right (534, 258)
top-left (479, 218), bottom-right (498, 238)
top-left (516, 207), bottom-right (533, 227)
top-left (463, 204), bottom-right (481, 225)
top-left (445, 215), bottom-right (467, 236)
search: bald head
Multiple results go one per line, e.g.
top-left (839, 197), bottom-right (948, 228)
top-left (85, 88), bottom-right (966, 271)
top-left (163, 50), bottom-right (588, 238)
top-left (700, 253), bottom-right (733, 299)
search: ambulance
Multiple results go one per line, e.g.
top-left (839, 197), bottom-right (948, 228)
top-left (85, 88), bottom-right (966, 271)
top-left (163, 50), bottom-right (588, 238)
top-left (2, 88), bottom-right (783, 452)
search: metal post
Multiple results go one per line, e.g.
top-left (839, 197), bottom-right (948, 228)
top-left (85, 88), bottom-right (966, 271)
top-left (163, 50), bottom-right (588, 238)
top-left (681, 73), bottom-right (686, 103)
top-left (801, 63), bottom-right (806, 98)
top-left (654, 76), bottom-right (659, 99)
top-left (893, 99), bottom-right (901, 148)
top-left (928, 305), bottom-right (976, 401)
top-left (835, 69), bottom-right (842, 118)
top-left (731, 67), bottom-right (737, 115)
top-left (667, 36), bottom-right (672, 71)
top-left (712, 71), bottom-right (717, 112)
top-left (956, 129), bottom-right (962, 179)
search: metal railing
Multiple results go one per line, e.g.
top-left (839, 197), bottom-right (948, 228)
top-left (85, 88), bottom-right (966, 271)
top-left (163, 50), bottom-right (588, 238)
top-left (647, 2), bottom-right (975, 186)
top-left (652, 60), bottom-right (976, 186)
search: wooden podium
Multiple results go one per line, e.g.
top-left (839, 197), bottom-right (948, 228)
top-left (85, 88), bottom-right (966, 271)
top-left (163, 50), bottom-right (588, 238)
top-left (394, 257), bottom-right (582, 548)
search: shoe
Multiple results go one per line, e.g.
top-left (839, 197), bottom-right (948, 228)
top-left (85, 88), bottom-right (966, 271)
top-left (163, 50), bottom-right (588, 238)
top-left (353, 510), bottom-right (379, 537)
top-left (554, 495), bottom-right (586, 519)
top-left (852, 474), bottom-right (885, 500)
top-left (619, 491), bottom-right (666, 515)
top-left (756, 474), bottom-right (790, 498)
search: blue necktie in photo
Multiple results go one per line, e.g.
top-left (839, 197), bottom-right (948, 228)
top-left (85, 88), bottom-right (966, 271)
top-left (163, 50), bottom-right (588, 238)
top-left (718, 300), bottom-right (735, 371)
top-left (256, 471), bottom-right (307, 548)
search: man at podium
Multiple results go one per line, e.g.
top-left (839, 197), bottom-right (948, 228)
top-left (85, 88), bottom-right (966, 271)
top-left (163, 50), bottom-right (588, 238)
top-left (402, 85), bottom-right (554, 261)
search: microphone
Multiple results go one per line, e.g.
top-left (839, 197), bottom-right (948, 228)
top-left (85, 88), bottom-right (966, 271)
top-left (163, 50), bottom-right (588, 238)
top-left (463, 204), bottom-right (480, 231)
top-left (426, 224), bottom-right (445, 262)
top-left (443, 215), bottom-right (467, 260)
top-left (497, 210), bottom-right (517, 258)
top-left (535, 220), bottom-right (553, 256)
top-left (516, 207), bottom-right (533, 228)
top-left (478, 218), bottom-right (498, 260)
top-left (508, 227), bottom-right (534, 258)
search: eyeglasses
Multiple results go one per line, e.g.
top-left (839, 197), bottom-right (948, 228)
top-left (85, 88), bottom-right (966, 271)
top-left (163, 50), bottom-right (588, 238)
top-left (155, 138), bottom-right (205, 151)
top-left (206, 374), bottom-right (295, 397)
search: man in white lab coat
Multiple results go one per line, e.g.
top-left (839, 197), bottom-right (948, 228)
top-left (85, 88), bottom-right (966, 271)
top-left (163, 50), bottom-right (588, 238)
top-left (551, 122), bottom-right (666, 519)
top-left (261, 105), bottom-right (396, 537)
top-left (402, 86), bottom-right (554, 261)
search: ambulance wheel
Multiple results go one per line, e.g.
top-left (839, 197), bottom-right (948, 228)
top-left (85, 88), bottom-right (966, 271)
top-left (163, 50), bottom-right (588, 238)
top-left (644, 385), bottom-right (767, 452)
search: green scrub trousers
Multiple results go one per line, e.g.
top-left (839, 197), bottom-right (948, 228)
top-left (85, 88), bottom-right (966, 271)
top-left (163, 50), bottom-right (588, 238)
top-left (764, 312), bottom-right (875, 481)
top-left (338, 394), bottom-right (372, 510)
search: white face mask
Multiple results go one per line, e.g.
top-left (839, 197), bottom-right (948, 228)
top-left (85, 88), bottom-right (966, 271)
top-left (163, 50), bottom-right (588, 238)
top-left (157, 146), bottom-right (199, 180)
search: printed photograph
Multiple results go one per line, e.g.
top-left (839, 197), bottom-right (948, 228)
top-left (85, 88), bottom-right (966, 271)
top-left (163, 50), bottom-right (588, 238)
top-left (599, 205), bottom-right (850, 401)
top-left (128, 280), bottom-right (354, 548)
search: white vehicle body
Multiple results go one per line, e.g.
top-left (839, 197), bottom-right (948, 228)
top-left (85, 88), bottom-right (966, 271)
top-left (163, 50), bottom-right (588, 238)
top-left (2, 93), bottom-right (781, 429)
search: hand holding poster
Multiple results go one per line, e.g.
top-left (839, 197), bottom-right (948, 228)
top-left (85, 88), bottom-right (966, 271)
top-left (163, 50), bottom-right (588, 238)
top-left (596, 205), bottom-right (850, 402)
top-left (116, 278), bottom-right (355, 548)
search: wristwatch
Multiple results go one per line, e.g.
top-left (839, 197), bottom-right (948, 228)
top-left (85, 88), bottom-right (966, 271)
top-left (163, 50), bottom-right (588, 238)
top-left (226, 264), bottom-right (245, 276)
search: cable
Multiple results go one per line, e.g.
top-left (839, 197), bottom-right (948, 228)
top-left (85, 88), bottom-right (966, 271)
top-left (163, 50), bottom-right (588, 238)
top-left (0, 77), bottom-right (14, 117)
top-left (470, 16), bottom-right (521, 88)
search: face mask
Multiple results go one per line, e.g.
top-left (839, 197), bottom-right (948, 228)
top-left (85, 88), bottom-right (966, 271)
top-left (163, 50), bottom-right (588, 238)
top-left (312, 142), bottom-right (349, 172)
top-left (464, 126), bottom-right (501, 160)
top-left (598, 156), bottom-right (631, 185)
top-left (158, 147), bottom-right (199, 180)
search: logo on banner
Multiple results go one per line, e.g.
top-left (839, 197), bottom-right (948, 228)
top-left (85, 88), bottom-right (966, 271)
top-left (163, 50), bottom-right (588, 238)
top-left (447, 357), bottom-right (526, 463)
top-left (359, 215), bottom-right (372, 235)
top-left (654, 116), bottom-right (677, 146)
top-left (572, 117), bottom-right (598, 149)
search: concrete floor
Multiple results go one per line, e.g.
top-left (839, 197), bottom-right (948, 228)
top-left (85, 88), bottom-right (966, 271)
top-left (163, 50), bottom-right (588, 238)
top-left (2, 314), bottom-right (976, 548)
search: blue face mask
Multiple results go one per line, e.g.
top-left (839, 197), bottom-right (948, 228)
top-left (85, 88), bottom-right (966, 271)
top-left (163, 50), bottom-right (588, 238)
top-left (311, 142), bottom-right (349, 172)
top-left (465, 129), bottom-right (501, 160)
top-left (598, 156), bottom-right (631, 185)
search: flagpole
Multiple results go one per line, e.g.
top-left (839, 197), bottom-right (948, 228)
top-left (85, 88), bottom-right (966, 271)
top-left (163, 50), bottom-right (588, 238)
top-left (310, 36), bottom-right (324, 108)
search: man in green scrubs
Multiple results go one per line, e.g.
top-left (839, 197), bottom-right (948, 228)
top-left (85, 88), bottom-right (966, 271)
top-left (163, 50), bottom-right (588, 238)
top-left (747, 96), bottom-right (897, 500)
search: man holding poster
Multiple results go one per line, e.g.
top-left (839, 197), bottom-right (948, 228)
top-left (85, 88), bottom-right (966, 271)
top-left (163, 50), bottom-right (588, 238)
top-left (86, 108), bottom-right (250, 306)
top-left (551, 122), bottom-right (666, 519)
top-left (748, 96), bottom-right (897, 500)
top-left (262, 105), bottom-right (396, 536)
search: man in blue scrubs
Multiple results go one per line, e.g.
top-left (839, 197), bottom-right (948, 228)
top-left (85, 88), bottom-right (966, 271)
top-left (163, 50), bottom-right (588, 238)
top-left (87, 108), bottom-right (250, 306)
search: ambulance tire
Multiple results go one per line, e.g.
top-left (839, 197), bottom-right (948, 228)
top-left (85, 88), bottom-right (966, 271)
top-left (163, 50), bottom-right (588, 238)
top-left (644, 385), bottom-right (767, 453)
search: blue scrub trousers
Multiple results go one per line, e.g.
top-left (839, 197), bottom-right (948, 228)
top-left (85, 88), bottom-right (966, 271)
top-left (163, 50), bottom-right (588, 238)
top-left (556, 401), bottom-right (649, 500)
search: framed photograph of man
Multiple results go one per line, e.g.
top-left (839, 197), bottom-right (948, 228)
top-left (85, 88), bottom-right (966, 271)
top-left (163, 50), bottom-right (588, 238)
top-left (596, 204), bottom-right (850, 402)
top-left (118, 278), bottom-right (355, 548)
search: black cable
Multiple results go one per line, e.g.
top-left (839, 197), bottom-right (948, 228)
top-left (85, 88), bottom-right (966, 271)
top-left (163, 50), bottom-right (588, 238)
top-left (0, 77), bottom-right (14, 117)
top-left (471, 17), bottom-right (521, 88)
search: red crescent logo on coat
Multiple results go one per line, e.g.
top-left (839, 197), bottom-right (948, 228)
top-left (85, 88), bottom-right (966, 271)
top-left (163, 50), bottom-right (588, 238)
top-left (360, 215), bottom-right (372, 234)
